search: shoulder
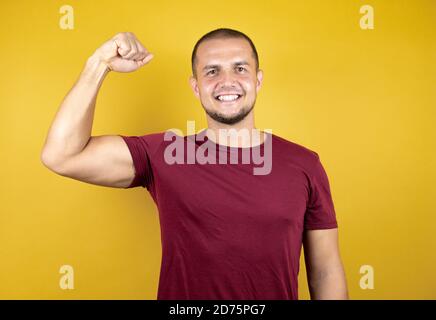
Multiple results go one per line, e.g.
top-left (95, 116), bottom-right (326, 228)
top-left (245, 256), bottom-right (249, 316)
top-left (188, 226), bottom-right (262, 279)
top-left (121, 131), bottom-right (169, 157)
top-left (271, 133), bottom-right (321, 173)
top-left (271, 133), bottom-right (319, 160)
top-left (136, 131), bottom-right (167, 142)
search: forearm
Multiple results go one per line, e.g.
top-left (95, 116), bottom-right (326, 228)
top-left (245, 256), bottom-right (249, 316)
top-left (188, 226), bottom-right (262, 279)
top-left (42, 55), bottom-right (109, 164)
top-left (308, 265), bottom-right (349, 300)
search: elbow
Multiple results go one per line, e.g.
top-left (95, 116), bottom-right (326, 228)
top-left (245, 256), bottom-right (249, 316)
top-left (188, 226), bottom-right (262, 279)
top-left (40, 147), bottom-right (57, 171)
top-left (40, 147), bottom-right (67, 175)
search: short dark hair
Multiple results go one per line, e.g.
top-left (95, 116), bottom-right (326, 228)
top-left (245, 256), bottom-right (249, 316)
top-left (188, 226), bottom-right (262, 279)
top-left (191, 28), bottom-right (259, 78)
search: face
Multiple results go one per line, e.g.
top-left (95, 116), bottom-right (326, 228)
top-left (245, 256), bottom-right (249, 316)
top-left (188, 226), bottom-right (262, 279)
top-left (189, 37), bottom-right (263, 125)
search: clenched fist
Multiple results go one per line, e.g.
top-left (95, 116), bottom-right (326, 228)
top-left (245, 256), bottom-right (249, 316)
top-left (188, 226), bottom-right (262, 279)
top-left (91, 32), bottom-right (154, 73)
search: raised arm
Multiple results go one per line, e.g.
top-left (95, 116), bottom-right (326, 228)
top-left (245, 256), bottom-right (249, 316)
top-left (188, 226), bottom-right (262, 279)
top-left (41, 32), bottom-right (153, 188)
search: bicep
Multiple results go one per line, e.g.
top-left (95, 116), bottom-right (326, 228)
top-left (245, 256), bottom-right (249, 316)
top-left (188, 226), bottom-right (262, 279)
top-left (53, 135), bottom-right (135, 188)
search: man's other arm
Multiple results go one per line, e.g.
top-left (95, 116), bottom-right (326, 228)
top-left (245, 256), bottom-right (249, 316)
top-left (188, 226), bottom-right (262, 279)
top-left (303, 228), bottom-right (349, 299)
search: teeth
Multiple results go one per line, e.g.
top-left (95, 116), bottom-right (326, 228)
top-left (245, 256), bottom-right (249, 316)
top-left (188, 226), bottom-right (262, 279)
top-left (217, 95), bottom-right (239, 102)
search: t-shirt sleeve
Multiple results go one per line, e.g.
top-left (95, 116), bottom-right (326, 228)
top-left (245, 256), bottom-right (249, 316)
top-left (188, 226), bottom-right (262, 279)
top-left (119, 135), bottom-right (153, 189)
top-left (304, 153), bottom-right (338, 230)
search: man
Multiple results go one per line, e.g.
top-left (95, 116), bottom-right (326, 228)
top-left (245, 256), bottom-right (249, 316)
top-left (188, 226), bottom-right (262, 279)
top-left (41, 28), bottom-right (348, 300)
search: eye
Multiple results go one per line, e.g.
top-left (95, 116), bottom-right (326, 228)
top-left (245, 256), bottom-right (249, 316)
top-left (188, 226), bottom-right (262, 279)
top-left (206, 69), bottom-right (216, 75)
top-left (236, 66), bottom-right (247, 73)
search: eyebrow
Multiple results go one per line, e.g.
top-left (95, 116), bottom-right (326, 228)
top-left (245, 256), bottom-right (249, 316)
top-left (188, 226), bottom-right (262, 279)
top-left (202, 61), bottom-right (250, 71)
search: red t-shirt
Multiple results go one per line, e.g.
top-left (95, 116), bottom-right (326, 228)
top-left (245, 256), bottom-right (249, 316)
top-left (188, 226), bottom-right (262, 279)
top-left (120, 130), bottom-right (338, 300)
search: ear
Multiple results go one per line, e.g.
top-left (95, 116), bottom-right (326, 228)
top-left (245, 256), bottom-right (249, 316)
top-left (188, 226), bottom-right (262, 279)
top-left (256, 69), bottom-right (263, 93)
top-left (189, 75), bottom-right (200, 99)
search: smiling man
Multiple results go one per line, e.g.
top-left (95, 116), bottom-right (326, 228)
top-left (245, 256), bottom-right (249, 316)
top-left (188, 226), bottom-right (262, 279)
top-left (41, 28), bottom-right (348, 300)
top-left (190, 35), bottom-right (260, 127)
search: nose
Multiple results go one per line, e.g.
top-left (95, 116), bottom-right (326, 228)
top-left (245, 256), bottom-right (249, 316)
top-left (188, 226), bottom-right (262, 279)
top-left (218, 70), bottom-right (237, 88)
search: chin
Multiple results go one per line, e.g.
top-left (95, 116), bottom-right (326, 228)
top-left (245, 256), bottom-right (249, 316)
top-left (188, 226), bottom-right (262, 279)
top-left (214, 107), bottom-right (242, 118)
top-left (204, 104), bottom-right (254, 126)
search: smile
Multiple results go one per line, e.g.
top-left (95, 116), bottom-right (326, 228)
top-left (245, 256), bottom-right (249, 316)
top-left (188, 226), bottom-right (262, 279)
top-left (215, 94), bottom-right (242, 103)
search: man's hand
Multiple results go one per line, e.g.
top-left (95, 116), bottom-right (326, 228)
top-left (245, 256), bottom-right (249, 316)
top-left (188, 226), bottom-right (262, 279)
top-left (92, 32), bottom-right (154, 73)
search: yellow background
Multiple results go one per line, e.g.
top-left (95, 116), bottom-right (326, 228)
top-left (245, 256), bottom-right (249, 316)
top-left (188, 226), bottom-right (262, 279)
top-left (0, 0), bottom-right (435, 299)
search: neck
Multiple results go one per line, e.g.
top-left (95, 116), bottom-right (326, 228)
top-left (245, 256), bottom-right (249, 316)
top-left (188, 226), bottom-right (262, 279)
top-left (205, 111), bottom-right (265, 148)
